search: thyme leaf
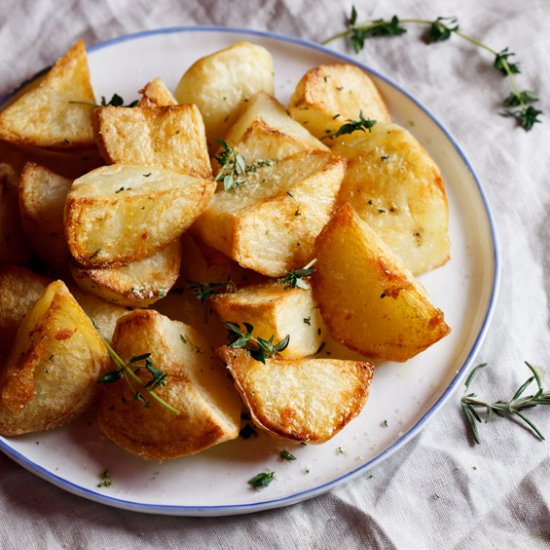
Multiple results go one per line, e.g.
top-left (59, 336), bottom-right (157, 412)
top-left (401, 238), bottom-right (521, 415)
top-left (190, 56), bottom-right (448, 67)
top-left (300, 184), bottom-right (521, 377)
top-left (248, 472), bottom-right (275, 489)
top-left (225, 322), bottom-right (289, 364)
top-left (322, 7), bottom-right (542, 131)
top-left (189, 280), bottom-right (236, 302)
top-left (277, 258), bottom-right (317, 289)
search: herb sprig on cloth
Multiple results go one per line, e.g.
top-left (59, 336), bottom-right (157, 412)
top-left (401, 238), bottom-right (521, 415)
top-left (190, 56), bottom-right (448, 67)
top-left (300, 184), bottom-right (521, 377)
top-left (323, 7), bottom-right (542, 131)
top-left (461, 362), bottom-right (550, 444)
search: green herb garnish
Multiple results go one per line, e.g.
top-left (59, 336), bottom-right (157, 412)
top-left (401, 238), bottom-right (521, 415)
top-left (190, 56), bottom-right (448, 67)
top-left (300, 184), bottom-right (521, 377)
top-left (69, 93), bottom-right (138, 108)
top-left (97, 469), bottom-right (112, 488)
top-left (248, 472), bottom-right (275, 489)
top-left (323, 7), bottom-right (542, 131)
top-left (461, 362), bottom-right (550, 444)
top-left (277, 258), bottom-right (317, 290)
top-left (189, 280), bottom-right (236, 302)
top-left (280, 450), bottom-right (296, 462)
top-left (214, 140), bottom-right (273, 191)
top-left (225, 322), bottom-right (289, 364)
top-left (98, 339), bottom-right (179, 415)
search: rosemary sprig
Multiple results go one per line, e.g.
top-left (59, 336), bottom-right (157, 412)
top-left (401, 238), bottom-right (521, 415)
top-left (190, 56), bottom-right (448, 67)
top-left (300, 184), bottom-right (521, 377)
top-left (213, 140), bottom-right (273, 191)
top-left (225, 322), bottom-right (290, 364)
top-left (69, 93), bottom-right (138, 108)
top-left (189, 279), bottom-right (236, 302)
top-left (98, 338), bottom-right (180, 415)
top-left (323, 7), bottom-right (542, 131)
top-left (461, 361), bottom-right (550, 444)
top-left (277, 258), bottom-right (317, 289)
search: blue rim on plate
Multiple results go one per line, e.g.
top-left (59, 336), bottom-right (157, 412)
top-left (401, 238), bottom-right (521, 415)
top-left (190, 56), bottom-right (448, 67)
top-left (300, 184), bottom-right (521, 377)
top-left (0, 25), bottom-right (500, 515)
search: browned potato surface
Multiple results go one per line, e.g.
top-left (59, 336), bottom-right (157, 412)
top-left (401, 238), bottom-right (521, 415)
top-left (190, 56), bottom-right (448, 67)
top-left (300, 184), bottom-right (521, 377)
top-left (94, 104), bottom-right (211, 178)
top-left (65, 164), bottom-right (215, 267)
top-left (98, 309), bottom-right (241, 460)
top-left (71, 239), bottom-right (182, 307)
top-left (210, 281), bottom-right (324, 358)
top-left (0, 280), bottom-right (108, 435)
top-left (220, 346), bottom-right (373, 443)
top-left (175, 42), bottom-right (274, 142)
top-left (332, 122), bottom-right (450, 275)
top-left (313, 203), bottom-right (450, 361)
top-left (288, 63), bottom-right (391, 143)
top-left (18, 162), bottom-right (71, 269)
top-left (193, 150), bottom-right (345, 276)
top-left (138, 78), bottom-right (177, 108)
top-left (0, 40), bottom-right (96, 149)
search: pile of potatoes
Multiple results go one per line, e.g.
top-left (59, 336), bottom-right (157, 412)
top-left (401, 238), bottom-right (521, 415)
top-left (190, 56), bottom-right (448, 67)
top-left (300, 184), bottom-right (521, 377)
top-left (0, 39), bottom-right (450, 460)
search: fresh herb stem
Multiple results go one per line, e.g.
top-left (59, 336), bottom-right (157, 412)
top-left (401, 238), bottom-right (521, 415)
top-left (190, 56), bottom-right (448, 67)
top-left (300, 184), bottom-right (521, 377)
top-left (461, 361), bottom-right (550, 444)
top-left (277, 258), bottom-right (317, 289)
top-left (225, 322), bottom-right (290, 364)
top-left (323, 9), bottom-right (542, 131)
top-left (99, 338), bottom-right (180, 415)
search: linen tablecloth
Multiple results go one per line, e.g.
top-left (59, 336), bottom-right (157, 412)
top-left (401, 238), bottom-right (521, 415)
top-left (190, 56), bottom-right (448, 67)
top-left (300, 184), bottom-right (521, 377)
top-left (1, 0), bottom-right (549, 548)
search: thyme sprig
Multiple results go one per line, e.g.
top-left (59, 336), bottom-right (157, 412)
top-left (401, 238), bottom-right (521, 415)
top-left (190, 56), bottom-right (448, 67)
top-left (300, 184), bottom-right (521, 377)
top-left (323, 7), bottom-right (542, 131)
top-left (225, 322), bottom-right (290, 364)
top-left (69, 93), bottom-right (138, 108)
top-left (189, 279), bottom-right (236, 302)
top-left (277, 258), bottom-right (317, 289)
top-left (461, 362), bottom-right (550, 444)
top-left (98, 338), bottom-right (180, 415)
top-left (214, 140), bottom-right (273, 191)
top-left (322, 111), bottom-right (377, 141)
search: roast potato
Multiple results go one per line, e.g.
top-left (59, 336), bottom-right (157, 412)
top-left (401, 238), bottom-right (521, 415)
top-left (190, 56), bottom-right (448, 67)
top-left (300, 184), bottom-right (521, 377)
top-left (0, 163), bottom-right (32, 265)
top-left (0, 40), bottom-right (95, 149)
top-left (65, 164), bottom-right (215, 267)
top-left (210, 281), bottom-right (325, 358)
top-left (138, 78), bottom-right (177, 108)
top-left (175, 42), bottom-right (274, 142)
top-left (98, 309), bottom-right (241, 460)
top-left (193, 150), bottom-right (345, 276)
top-left (221, 92), bottom-right (328, 162)
top-left (70, 239), bottom-right (182, 307)
top-left (0, 265), bottom-right (127, 348)
top-left (0, 280), bottom-right (109, 435)
top-left (219, 346), bottom-right (373, 443)
top-left (332, 122), bottom-right (450, 275)
top-left (18, 162), bottom-right (71, 269)
top-left (93, 104), bottom-right (212, 178)
top-left (288, 63), bottom-right (391, 143)
top-left (312, 203), bottom-right (450, 361)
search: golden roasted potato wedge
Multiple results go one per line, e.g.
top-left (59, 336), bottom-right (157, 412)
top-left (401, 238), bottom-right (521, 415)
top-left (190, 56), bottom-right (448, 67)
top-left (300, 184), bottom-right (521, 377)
top-left (138, 78), bottom-right (177, 108)
top-left (0, 163), bottom-right (32, 265)
top-left (220, 347), bottom-right (373, 443)
top-left (98, 309), bottom-right (241, 460)
top-left (289, 63), bottom-right (391, 143)
top-left (175, 42), bottom-right (274, 142)
top-left (193, 150), bottom-right (345, 276)
top-left (18, 162), bottom-right (71, 269)
top-left (221, 92), bottom-right (328, 162)
top-left (0, 40), bottom-right (95, 149)
top-left (93, 104), bottom-right (211, 178)
top-left (210, 282), bottom-right (324, 358)
top-left (181, 233), bottom-right (262, 287)
top-left (65, 164), bottom-right (215, 267)
top-left (0, 265), bottom-right (128, 349)
top-left (0, 280), bottom-right (109, 435)
top-left (332, 122), bottom-right (450, 275)
top-left (313, 204), bottom-right (450, 361)
top-left (70, 239), bottom-right (182, 307)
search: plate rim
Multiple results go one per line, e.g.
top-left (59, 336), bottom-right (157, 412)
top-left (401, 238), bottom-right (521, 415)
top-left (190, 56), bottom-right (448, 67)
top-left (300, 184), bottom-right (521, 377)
top-left (0, 24), bottom-right (501, 516)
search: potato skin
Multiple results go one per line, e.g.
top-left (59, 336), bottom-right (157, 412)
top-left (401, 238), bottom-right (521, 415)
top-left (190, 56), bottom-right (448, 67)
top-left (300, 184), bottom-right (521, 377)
top-left (332, 122), bottom-right (450, 275)
top-left (288, 64), bottom-right (391, 143)
top-left (312, 203), bottom-right (450, 362)
top-left (65, 164), bottom-right (215, 267)
top-left (175, 41), bottom-right (274, 142)
top-left (220, 346), bottom-right (373, 443)
top-left (0, 280), bottom-right (108, 436)
top-left (0, 40), bottom-right (95, 149)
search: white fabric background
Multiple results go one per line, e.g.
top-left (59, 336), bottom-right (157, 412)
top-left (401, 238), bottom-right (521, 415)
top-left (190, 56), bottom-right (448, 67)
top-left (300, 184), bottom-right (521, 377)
top-left (1, 0), bottom-right (550, 548)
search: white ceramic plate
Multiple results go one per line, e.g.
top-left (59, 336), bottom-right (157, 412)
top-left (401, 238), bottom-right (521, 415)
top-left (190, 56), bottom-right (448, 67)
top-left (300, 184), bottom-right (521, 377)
top-left (0, 27), bottom-right (499, 516)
